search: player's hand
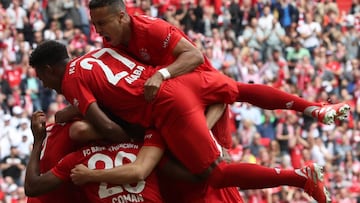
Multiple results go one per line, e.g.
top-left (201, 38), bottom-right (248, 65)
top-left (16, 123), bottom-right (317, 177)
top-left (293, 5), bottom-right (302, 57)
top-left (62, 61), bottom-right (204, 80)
top-left (30, 111), bottom-right (47, 143)
top-left (71, 164), bottom-right (93, 185)
top-left (144, 72), bottom-right (163, 102)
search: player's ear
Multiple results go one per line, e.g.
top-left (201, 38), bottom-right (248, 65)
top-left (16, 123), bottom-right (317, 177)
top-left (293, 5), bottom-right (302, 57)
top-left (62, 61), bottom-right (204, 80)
top-left (45, 64), bottom-right (59, 76)
top-left (43, 64), bottom-right (52, 73)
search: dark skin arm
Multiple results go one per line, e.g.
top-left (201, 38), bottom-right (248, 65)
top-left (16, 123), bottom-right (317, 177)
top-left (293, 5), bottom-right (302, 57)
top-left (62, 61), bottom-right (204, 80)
top-left (84, 102), bottom-right (132, 143)
top-left (60, 102), bottom-right (222, 144)
top-left (24, 111), bottom-right (63, 197)
top-left (55, 103), bottom-right (145, 142)
top-left (158, 154), bottom-right (200, 183)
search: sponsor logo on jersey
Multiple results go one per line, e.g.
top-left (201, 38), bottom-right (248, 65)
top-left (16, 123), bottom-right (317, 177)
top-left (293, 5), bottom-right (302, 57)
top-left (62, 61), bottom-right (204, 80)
top-left (144, 133), bottom-right (152, 140)
top-left (163, 33), bottom-right (171, 48)
top-left (108, 143), bottom-right (139, 152)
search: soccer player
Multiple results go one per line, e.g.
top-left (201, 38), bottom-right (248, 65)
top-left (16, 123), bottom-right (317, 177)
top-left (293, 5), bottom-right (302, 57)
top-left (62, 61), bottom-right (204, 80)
top-left (25, 111), bottom-right (164, 202)
top-left (87, 0), bottom-right (348, 148)
top-left (29, 41), bottom-right (344, 203)
top-left (26, 117), bottom-right (90, 203)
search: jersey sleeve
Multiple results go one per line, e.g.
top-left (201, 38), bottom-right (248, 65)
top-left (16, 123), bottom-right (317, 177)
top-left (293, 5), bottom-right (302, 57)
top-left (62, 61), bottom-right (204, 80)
top-left (51, 152), bottom-right (78, 182)
top-left (145, 18), bottom-right (182, 56)
top-left (143, 129), bottom-right (165, 150)
top-left (62, 74), bottom-right (97, 116)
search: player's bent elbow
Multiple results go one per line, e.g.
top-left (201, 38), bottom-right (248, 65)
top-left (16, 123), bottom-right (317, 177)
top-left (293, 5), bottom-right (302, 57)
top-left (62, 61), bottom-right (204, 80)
top-left (188, 49), bottom-right (204, 67)
top-left (25, 190), bottom-right (36, 197)
top-left (24, 184), bottom-right (38, 197)
top-left (132, 167), bottom-right (147, 182)
top-left (24, 173), bottom-right (61, 196)
top-left (24, 179), bottom-right (44, 197)
top-left (195, 51), bottom-right (205, 65)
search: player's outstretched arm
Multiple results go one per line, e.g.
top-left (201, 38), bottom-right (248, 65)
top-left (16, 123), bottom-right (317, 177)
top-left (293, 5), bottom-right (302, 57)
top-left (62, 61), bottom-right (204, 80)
top-left (71, 145), bottom-right (164, 185)
top-left (25, 170), bottom-right (63, 196)
top-left (144, 37), bottom-right (204, 101)
top-left (25, 111), bottom-right (63, 197)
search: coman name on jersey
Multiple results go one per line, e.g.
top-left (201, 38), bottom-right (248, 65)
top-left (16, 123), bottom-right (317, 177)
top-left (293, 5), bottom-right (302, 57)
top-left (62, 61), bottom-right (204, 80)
top-left (112, 193), bottom-right (144, 203)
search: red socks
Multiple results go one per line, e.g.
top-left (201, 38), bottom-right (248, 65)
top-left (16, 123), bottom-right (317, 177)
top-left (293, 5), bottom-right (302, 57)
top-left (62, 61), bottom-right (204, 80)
top-left (208, 162), bottom-right (306, 189)
top-left (237, 83), bottom-right (320, 111)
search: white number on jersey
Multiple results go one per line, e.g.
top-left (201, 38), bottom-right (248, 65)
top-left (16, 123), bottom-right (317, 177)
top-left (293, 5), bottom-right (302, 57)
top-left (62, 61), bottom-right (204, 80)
top-left (87, 151), bottom-right (145, 199)
top-left (79, 48), bottom-right (139, 85)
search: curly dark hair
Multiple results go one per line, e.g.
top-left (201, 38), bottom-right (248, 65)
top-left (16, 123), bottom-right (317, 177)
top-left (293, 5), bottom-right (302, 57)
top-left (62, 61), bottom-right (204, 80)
top-left (29, 40), bottom-right (69, 70)
top-left (89, 0), bottom-right (125, 12)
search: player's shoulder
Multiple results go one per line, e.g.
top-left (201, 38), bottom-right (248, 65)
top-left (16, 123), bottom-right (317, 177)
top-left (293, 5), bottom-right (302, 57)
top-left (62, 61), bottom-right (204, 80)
top-left (131, 14), bottom-right (168, 30)
top-left (132, 14), bottom-right (162, 23)
top-left (65, 49), bottom-right (100, 76)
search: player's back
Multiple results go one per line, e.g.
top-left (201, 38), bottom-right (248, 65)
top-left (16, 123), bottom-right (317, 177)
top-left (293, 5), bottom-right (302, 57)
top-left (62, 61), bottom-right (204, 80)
top-left (62, 48), bottom-right (157, 127)
top-left (27, 122), bottom-right (85, 203)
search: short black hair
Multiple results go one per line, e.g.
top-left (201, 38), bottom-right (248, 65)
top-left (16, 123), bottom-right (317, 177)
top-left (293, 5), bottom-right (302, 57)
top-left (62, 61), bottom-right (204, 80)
top-left (89, 0), bottom-right (125, 11)
top-left (29, 40), bottom-right (69, 69)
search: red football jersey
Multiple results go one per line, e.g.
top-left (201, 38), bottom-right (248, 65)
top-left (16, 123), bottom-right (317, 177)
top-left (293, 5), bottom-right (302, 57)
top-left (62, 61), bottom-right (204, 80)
top-left (27, 123), bottom-right (85, 203)
top-left (104, 15), bottom-right (215, 72)
top-left (62, 47), bottom-right (158, 127)
top-left (51, 130), bottom-right (165, 203)
top-left (61, 46), bottom-right (240, 174)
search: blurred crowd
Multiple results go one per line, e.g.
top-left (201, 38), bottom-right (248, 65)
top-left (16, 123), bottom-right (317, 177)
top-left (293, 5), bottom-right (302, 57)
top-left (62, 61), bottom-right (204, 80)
top-left (0, 0), bottom-right (360, 202)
